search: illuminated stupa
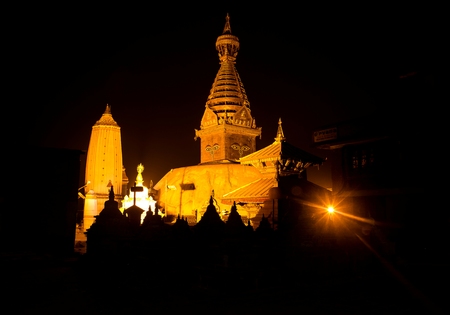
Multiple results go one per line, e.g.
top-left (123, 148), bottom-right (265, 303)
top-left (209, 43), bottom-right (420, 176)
top-left (154, 14), bottom-right (263, 225)
top-left (153, 15), bottom-right (327, 227)
top-left (83, 104), bottom-right (128, 231)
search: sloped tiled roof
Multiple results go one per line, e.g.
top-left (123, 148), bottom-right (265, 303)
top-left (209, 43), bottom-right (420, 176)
top-left (239, 118), bottom-right (324, 169)
top-left (240, 140), bottom-right (324, 165)
top-left (221, 177), bottom-right (277, 204)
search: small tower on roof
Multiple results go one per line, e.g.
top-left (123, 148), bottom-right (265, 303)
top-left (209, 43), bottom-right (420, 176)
top-left (195, 14), bottom-right (262, 164)
top-left (237, 118), bottom-right (325, 176)
top-left (274, 118), bottom-right (286, 142)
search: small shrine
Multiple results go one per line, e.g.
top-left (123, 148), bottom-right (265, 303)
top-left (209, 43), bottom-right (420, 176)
top-left (121, 163), bottom-right (157, 222)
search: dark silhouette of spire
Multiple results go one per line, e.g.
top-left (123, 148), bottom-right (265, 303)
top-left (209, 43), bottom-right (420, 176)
top-left (193, 195), bottom-right (225, 242)
top-left (255, 214), bottom-right (274, 240)
top-left (98, 186), bottom-right (123, 219)
top-left (225, 201), bottom-right (247, 235)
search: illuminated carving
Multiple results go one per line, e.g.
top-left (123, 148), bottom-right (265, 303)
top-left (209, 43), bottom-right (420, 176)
top-left (205, 144), bottom-right (220, 160)
top-left (231, 143), bottom-right (250, 157)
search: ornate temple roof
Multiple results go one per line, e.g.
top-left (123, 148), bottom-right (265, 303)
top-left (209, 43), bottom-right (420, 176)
top-left (200, 14), bottom-right (257, 130)
top-left (239, 119), bottom-right (325, 175)
top-left (222, 176), bottom-right (278, 204)
top-left (94, 104), bottom-right (119, 127)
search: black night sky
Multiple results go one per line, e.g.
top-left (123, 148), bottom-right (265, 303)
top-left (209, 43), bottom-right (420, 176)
top-left (14, 4), bottom-right (442, 188)
top-left (3, 4), bottom-right (448, 314)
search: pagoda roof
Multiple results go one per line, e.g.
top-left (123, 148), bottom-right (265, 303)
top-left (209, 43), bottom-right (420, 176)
top-left (239, 118), bottom-right (324, 173)
top-left (240, 140), bottom-right (323, 165)
top-left (221, 176), bottom-right (277, 204)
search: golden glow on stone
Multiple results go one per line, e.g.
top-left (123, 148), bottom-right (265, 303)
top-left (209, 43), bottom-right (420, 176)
top-left (154, 15), bottom-right (269, 226)
top-left (83, 190), bottom-right (98, 232)
top-left (84, 104), bottom-right (124, 231)
top-left (154, 164), bottom-right (262, 224)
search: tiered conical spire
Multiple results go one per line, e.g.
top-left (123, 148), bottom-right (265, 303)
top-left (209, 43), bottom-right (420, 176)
top-left (95, 104), bottom-right (119, 127)
top-left (195, 15), bottom-right (262, 164)
top-left (202, 14), bottom-right (253, 126)
top-left (216, 13), bottom-right (239, 63)
top-left (274, 118), bottom-right (286, 142)
top-left (222, 13), bottom-right (232, 34)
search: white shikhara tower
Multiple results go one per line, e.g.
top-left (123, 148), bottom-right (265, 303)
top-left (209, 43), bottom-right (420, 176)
top-left (83, 104), bottom-right (126, 231)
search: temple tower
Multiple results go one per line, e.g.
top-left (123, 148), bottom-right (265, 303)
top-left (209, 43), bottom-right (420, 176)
top-left (83, 104), bottom-right (125, 231)
top-left (195, 14), bottom-right (262, 163)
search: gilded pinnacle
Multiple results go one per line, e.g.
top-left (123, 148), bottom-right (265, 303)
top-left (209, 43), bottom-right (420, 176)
top-left (104, 104), bottom-right (112, 115)
top-left (95, 104), bottom-right (119, 127)
top-left (274, 118), bottom-right (286, 142)
top-left (216, 14), bottom-right (240, 63)
top-left (223, 13), bottom-right (231, 34)
top-left (136, 163), bottom-right (144, 186)
top-left (200, 14), bottom-right (258, 131)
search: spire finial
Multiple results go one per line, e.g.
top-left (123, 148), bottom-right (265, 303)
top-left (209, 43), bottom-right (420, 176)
top-left (223, 13), bottom-right (231, 34)
top-left (95, 103), bottom-right (119, 127)
top-left (274, 118), bottom-right (286, 142)
top-left (104, 104), bottom-right (111, 115)
top-left (216, 14), bottom-right (239, 63)
top-left (135, 163), bottom-right (144, 186)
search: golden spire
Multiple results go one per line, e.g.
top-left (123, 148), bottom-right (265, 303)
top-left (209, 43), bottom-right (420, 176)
top-left (201, 14), bottom-right (254, 125)
top-left (216, 14), bottom-right (240, 63)
top-left (135, 163), bottom-right (144, 186)
top-left (196, 15), bottom-right (262, 163)
top-left (222, 13), bottom-right (231, 34)
top-left (274, 118), bottom-right (286, 142)
top-left (104, 104), bottom-right (111, 115)
top-left (95, 104), bottom-right (119, 127)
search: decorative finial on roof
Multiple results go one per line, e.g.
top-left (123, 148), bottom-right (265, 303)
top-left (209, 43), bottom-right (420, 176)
top-left (274, 118), bottom-right (286, 142)
top-left (104, 104), bottom-right (111, 115)
top-left (95, 104), bottom-right (119, 127)
top-left (135, 163), bottom-right (144, 186)
top-left (216, 14), bottom-right (239, 63)
top-left (223, 13), bottom-right (232, 34)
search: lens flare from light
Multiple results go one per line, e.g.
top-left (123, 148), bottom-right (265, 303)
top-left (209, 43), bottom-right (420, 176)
top-left (327, 206), bottom-right (335, 214)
